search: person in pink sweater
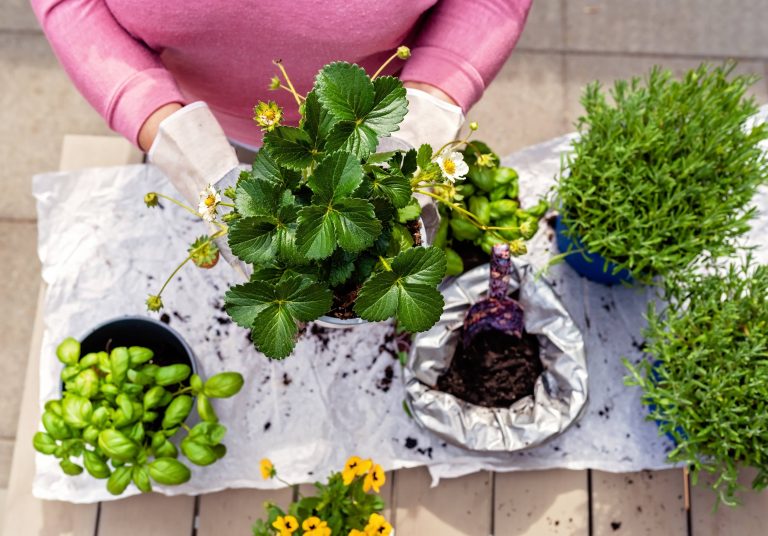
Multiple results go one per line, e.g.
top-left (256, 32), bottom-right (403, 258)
top-left (31, 0), bottom-right (531, 208)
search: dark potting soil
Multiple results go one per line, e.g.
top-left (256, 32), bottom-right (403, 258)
top-left (437, 329), bottom-right (543, 408)
top-left (327, 220), bottom-right (422, 319)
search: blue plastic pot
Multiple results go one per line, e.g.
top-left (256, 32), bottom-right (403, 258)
top-left (555, 216), bottom-right (634, 286)
top-left (649, 361), bottom-right (686, 445)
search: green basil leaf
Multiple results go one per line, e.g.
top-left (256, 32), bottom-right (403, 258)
top-left (59, 459), bottom-right (83, 476)
top-left (143, 385), bottom-right (168, 410)
top-left (155, 364), bottom-right (191, 387)
top-left (42, 411), bottom-right (72, 440)
top-left (97, 351), bottom-right (111, 373)
top-left (45, 400), bottom-right (63, 417)
top-left (83, 450), bottom-right (111, 479)
top-left (110, 347), bottom-right (130, 386)
top-left (127, 369), bottom-right (153, 386)
top-left (62, 395), bottom-right (93, 429)
top-left (91, 407), bottom-right (110, 428)
top-left (56, 337), bottom-right (80, 366)
top-left (132, 465), bottom-right (153, 493)
top-left (79, 352), bottom-right (99, 368)
top-left (180, 437), bottom-right (218, 466)
top-left (148, 458), bottom-right (191, 486)
top-left (61, 365), bottom-right (80, 382)
top-left (73, 369), bottom-right (100, 399)
top-left (116, 394), bottom-right (134, 422)
top-left (142, 410), bottom-right (159, 424)
top-left (107, 465), bottom-right (132, 495)
top-left (203, 372), bottom-right (244, 399)
top-left (161, 395), bottom-right (193, 429)
top-left (98, 429), bottom-right (139, 461)
top-left (154, 439), bottom-right (178, 459)
top-left (190, 374), bottom-right (203, 393)
top-left (128, 346), bottom-right (154, 366)
top-left (196, 394), bottom-right (218, 423)
top-left (127, 422), bottom-right (145, 444)
top-left (189, 422), bottom-right (227, 445)
top-left (82, 425), bottom-right (100, 445)
top-left (33, 431), bottom-right (57, 455)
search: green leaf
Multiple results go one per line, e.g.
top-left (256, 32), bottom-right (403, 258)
top-left (397, 198), bottom-right (422, 223)
top-left (225, 276), bottom-right (332, 359)
top-left (302, 90), bottom-right (336, 145)
top-left (143, 386), bottom-right (168, 410)
top-left (60, 459), bottom-right (83, 476)
top-left (203, 372), bottom-right (244, 398)
top-left (110, 347), bottom-right (130, 386)
top-left (155, 364), bottom-right (191, 387)
top-left (196, 394), bottom-right (218, 423)
top-left (315, 62), bottom-right (375, 122)
top-left (228, 217), bottom-right (280, 264)
top-left (295, 205), bottom-right (337, 259)
top-left (355, 247), bottom-right (446, 331)
top-left (161, 395), bottom-right (193, 429)
top-left (370, 169), bottom-right (412, 208)
top-left (262, 126), bottom-right (315, 170)
top-left (250, 150), bottom-right (301, 188)
top-left (98, 429), bottom-right (139, 461)
top-left (132, 465), bottom-right (152, 493)
top-left (148, 458), bottom-right (191, 486)
top-left (83, 450), bottom-right (110, 479)
top-left (366, 76), bottom-right (408, 136)
top-left (416, 144), bottom-right (433, 170)
top-left (308, 151), bottom-right (364, 202)
top-left (33, 431), bottom-right (57, 455)
top-left (73, 369), bottom-right (100, 399)
top-left (107, 466), bottom-right (132, 495)
top-left (128, 346), bottom-right (153, 366)
top-left (181, 437), bottom-right (218, 466)
top-left (333, 198), bottom-right (382, 253)
top-left (325, 121), bottom-right (380, 159)
top-left (189, 422), bottom-right (227, 445)
top-left (235, 177), bottom-right (283, 218)
top-left (56, 337), bottom-right (80, 366)
top-left (61, 395), bottom-right (93, 429)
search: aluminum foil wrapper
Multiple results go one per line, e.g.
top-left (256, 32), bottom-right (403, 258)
top-left (405, 260), bottom-right (588, 452)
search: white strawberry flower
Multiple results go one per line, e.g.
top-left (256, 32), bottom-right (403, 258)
top-left (197, 184), bottom-right (221, 222)
top-left (434, 151), bottom-right (469, 183)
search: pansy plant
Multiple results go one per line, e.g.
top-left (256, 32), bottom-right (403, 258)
top-left (145, 47), bottom-right (525, 359)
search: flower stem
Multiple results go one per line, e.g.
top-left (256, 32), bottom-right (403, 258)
top-left (414, 188), bottom-right (520, 233)
top-left (155, 193), bottom-right (202, 219)
top-left (273, 60), bottom-right (304, 107)
top-left (370, 52), bottom-right (400, 81)
top-left (278, 84), bottom-right (304, 100)
top-left (154, 230), bottom-right (227, 299)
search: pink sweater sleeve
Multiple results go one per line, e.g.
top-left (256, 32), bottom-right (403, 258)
top-left (30, 0), bottom-right (185, 145)
top-left (400, 0), bottom-right (532, 112)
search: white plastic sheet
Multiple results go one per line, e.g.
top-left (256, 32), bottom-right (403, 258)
top-left (32, 108), bottom-right (768, 501)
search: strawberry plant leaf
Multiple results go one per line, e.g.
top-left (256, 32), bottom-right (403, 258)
top-left (355, 247), bottom-right (446, 331)
top-left (228, 218), bottom-right (279, 264)
top-left (301, 90), bottom-right (336, 146)
top-left (307, 151), bottom-right (364, 202)
top-left (324, 121), bottom-right (379, 159)
top-left (315, 62), bottom-right (374, 122)
top-left (295, 205), bottom-right (337, 259)
top-left (416, 144), bottom-right (433, 170)
top-left (333, 198), bottom-right (382, 252)
top-left (234, 177), bottom-right (283, 218)
top-left (250, 150), bottom-right (301, 188)
top-left (366, 76), bottom-right (408, 136)
top-left (370, 168), bottom-right (412, 208)
top-left (262, 126), bottom-right (316, 170)
top-left (225, 276), bottom-right (332, 358)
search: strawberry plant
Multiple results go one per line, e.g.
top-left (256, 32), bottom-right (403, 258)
top-left (557, 62), bottom-right (768, 283)
top-left (144, 48), bottom-right (529, 359)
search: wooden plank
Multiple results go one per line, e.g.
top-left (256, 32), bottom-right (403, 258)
top-left (197, 488), bottom-right (293, 535)
top-left (97, 494), bottom-right (195, 536)
top-left (58, 135), bottom-right (143, 171)
top-left (393, 467), bottom-right (492, 536)
top-left (2, 135), bottom-right (144, 536)
top-left (495, 469), bottom-right (589, 536)
top-left (691, 467), bottom-right (768, 536)
top-left (1, 288), bottom-right (98, 536)
top-left (591, 469), bottom-right (687, 536)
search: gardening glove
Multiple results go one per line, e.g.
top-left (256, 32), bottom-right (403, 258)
top-left (386, 88), bottom-right (466, 245)
top-left (147, 102), bottom-right (247, 279)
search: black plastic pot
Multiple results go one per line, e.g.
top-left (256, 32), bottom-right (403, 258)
top-left (78, 315), bottom-right (197, 376)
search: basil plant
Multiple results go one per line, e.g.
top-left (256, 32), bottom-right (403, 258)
top-left (34, 337), bottom-right (244, 496)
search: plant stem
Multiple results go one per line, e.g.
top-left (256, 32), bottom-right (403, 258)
top-left (153, 230), bottom-right (227, 298)
top-left (273, 60), bottom-right (304, 107)
top-left (371, 52), bottom-right (400, 81)
top-left (155, 193), bottom-right (202, 219)
top-left (278, 84), bottom-right (304, 100)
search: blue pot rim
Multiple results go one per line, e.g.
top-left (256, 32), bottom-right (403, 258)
top-left (555, 215), bottom-right (635, 285)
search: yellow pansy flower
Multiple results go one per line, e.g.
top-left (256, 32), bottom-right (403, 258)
top-left (348, 530), bottom-right (366, 536)
top-left (272, 515), bottom-right (299, 535)
top-left (342, 456), bottom-right (372, 485)
top-left (260, 458), bottom-right (275, 480)
top-left (364, 513), bottom-right (392, 536)
top-left (362, 464), bottom-right (386, 493)
top-left (302, 516), bottom-right (331, 536)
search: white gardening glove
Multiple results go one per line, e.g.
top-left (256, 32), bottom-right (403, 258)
top-left (147, 102), bottom-right (247, 278)
top-left (386, 88), bottom-right (466, 244)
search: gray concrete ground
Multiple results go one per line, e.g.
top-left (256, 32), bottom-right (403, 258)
top-left (1, 0), bottom-right (768, 501)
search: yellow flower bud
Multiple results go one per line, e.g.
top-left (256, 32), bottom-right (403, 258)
top-left (469, 121), bottom-right (479, 131)
top-left (396, 46), bottom-right (411, 60)
top-left (509, 239), bottom-right (528, 256)
top-left (144, 192), bottom-right (159, 208)
top-left (145, 295), bottom-right (163, 312)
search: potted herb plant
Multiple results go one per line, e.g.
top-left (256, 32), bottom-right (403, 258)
top-left (144, 47), bottom-right (531, 359)
top-left (34, 319), bottom-right (244, 496)
top-left (253, 456), bottom-right (391, 536)
top-left (556, 62), bottom-right (768, 285)
top-left (625, 258), bottom-right (768, 506)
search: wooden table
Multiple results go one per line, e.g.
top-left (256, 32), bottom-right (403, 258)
top-left (3, 135), bottom-right (766, 536)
